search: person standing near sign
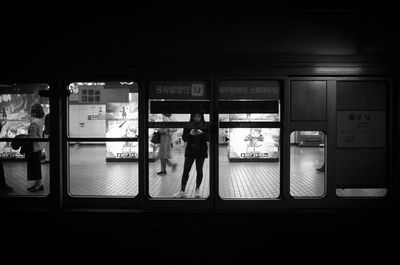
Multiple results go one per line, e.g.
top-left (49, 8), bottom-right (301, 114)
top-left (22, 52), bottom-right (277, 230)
top-left (156, 114), bottom-right (177, 175)
top-left (27, 103), bottom-right (45, 192)
top-left (174, 113), bottom-right (209, 198)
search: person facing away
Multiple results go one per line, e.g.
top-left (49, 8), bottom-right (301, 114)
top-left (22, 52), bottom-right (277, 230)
top-left (26, 103), bottom-right (45, 192)
top-left (174, 113), bottom-right (209, 198)
top-left (155, 113), bottom-right (177, 175)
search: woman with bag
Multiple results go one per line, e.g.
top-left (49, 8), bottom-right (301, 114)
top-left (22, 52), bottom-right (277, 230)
top-left (155, 113), bottom-right (177, 175)
top-left (26, 103), bottom-right (45, 192)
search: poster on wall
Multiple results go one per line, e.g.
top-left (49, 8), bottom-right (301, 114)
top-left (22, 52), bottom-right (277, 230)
top-left (105, 94), bottom-right (139, 161)
top-left (69, 104), bottom-right (106, 138)
top-left (106, 102), bottom-right (138, 120)
top-left (106, 141), bottom-right (139, 160)
top-left (106, 120), bottom-right (138, 138)
top-left (228, 128), bottom-right (279, 161)
top-left (0, 89), bottom-right (48, 160)
top-left (68, 82), bottom-right (133, 103)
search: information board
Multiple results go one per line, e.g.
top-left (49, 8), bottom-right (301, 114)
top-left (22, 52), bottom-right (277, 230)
top-left (337, 111), bottom-right (386, 148)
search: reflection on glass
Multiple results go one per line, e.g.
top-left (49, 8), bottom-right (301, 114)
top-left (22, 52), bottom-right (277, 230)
top-left (148, 127), bottom-right (210, 199)
top-left (219, 127), bottom-right (280, 199)
top-left (290, 131), bottom-right (325, 197)
top-left (69, 141), bottom-right (138, 196)
top-left (336, 188), bottom-right (387, 197)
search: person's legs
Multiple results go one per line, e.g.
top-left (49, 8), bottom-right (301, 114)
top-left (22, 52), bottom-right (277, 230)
top-left (161, 159), bottom-right (166, 171)
top-left (164, 158), bottom-right (177, 172)
top-left (157, 158), bottom-right (167, 174)
top-left (180, 157), bottom-right (195, 192)
top-left (27, 151), bottom-right (43, 191)
top-left (316, 163), bottom-right (325, 172)
top-left (44, 134), bottom-right (50, 162)
top-left (195, 158), bottom-right (205, 189)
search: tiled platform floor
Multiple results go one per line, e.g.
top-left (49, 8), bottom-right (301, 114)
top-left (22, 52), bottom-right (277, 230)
top-left (1, 145), bottom-right (386, 198)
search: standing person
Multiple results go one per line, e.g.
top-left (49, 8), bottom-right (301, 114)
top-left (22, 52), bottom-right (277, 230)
top-left (26, 103), bottom-right (45, 192)
top-left (174, 113), bottom-right (209, 198)
top-left (0, 120), bottom-right (13, 192)
top-left (155, 114), bottom-right (177, 175)
top-left (42, 113), bottom-right (50, 164)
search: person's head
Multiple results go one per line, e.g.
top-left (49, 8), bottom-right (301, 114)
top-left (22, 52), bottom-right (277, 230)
top-left (31, 103), bottom-right (45, 118)
top-left (190, 113), bottom-right (204, 123)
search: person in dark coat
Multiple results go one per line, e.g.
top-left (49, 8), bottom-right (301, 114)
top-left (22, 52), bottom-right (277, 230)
top-left (174, 113), bottom-right (209, 198)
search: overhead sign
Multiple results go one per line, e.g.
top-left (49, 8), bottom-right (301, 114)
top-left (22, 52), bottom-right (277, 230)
top-left (149, 81), bottom-right (208, 99)
top-left (337, 111), bottom-right (386, 148)
top-left (219, 80), bottom-right (280, 100)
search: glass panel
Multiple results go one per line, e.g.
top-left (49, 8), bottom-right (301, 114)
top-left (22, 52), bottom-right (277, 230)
top-left (219, 128), bottom-right (280, 199)
top-left (67, 81), bottom-right (139, 197)
top-left (69, 141), bottom-right (138, 196)
top-left (336, 188), bottom-right (387, 197)
top-left (0, 83), bottom-right (50, 196)
top-left (290, 131), bottom-right (325, 197)
top-left (68, 82), bottom-right (138, 138)
top-left (149, 127), bottom-right (210, 199)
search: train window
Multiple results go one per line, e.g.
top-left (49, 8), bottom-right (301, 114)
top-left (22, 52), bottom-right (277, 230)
top-left (0, 83), bottom-right (50, 196)
top-left (67, 82), bottom-right (138, 197)
top-left (218, 127), bottom-right (280, 199)
top-left (218, 80), bottom-right (281, 199)
top-left (290, 131), bottom-right (326, 198)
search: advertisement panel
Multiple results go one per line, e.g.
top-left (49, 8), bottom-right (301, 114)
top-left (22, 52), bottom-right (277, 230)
top-left (228, 128), bottom-right (279, 161)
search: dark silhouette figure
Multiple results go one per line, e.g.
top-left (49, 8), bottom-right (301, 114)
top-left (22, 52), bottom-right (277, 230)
top-left (174, 113), bottom-right (209, 198)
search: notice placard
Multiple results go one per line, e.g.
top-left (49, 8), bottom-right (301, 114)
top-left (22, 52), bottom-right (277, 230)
top-left (337, 111), bottom-right (386, 148)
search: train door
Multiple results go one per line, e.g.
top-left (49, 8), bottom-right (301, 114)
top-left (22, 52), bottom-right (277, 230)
top-left (215, 78), bottom-right (284, 209)
top-left (144, 79), bottom-right (213, 209)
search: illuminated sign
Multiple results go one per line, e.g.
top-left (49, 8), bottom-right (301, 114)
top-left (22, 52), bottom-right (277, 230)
top-left (149, 81), bottom-right (208, 99)
top-left (219, 80), bottom-right (280, 100)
